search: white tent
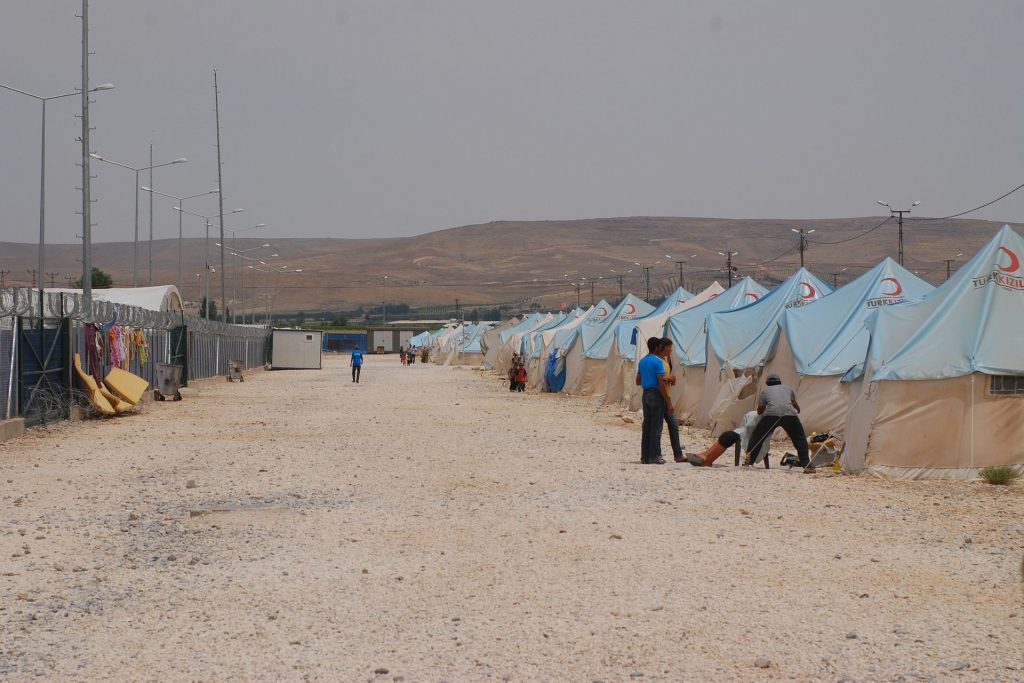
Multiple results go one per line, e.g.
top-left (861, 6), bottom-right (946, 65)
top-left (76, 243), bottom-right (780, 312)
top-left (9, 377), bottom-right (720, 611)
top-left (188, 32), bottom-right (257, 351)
top-left (562, 294), bottom-right (654, 397)
top-left (480, 317), bottom-right (523, 370)
top-left (604, 282), bottom-right (725, 410)
top-left (539, 302), bottom-right (610, 392)
top-left (664, 278), bottom-right (770, 421)
top-left (526, 308), bottom-right (589, 391)
top-left (50, 285), bottom-right (183, 313)
top-left (843, 225), bottom-right (1024, 479)
top-left (700, 268), bottom-right (832, 429)
top-left (761, 258), bottom-right (932, 434)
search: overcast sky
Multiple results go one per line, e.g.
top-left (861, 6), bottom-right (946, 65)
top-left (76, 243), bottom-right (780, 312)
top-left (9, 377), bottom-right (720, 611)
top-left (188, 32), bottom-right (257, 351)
top-left (1, 1), bottom-right (1022, 246)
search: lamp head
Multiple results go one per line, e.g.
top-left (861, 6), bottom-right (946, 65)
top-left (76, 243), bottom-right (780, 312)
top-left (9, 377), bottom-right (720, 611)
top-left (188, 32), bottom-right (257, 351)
top-left (92, 83), bottom-right (115, 91)
top-left (877, 200), bottom-right (889, 207)
top-left (174, 158), bottom-right (188, 164)
top-left (912, 200), bottom-right (921, 207)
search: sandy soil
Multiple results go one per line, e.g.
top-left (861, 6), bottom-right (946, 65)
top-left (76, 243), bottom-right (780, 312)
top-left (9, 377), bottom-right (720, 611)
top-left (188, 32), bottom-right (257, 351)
top-left (1, 355), bottom-right (1021, 682)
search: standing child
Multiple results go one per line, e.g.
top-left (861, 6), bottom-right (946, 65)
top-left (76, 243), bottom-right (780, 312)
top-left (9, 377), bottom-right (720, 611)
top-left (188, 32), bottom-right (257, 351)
top-left (515, 362), bottom-right (527, 391)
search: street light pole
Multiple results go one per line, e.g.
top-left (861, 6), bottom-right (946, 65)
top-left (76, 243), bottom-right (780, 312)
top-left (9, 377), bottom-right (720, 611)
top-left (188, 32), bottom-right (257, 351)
top-left (0, 80), bottom-right (112, 312)
top-left (141, 186), bottom-right (219, 292)
top-left (877, 200), bottom-right (921, 266)
top-left (790, 228), bottom-right (815, 268)
top-left (382, 275), bottom-right (389, 325)
top-left (90, 153), bottom-right (187, 286)
top-left (175, 206), bottom-right (244, 320)
top-left (717, 251), bottom-right (739, 287)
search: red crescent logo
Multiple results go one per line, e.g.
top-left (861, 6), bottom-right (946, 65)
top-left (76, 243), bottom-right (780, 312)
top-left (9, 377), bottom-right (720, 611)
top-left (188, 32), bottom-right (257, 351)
top-left (596, 307), bottom-right (608, 316)
top-left (881, 277), bottom-right (903, 296)
top-left (800, 282), bottom-right (816, 299)
top-left (624, 303), bottom-right (636, 314)
top-left (996, 246), bottom-right (1020, 274)
top-left (677, 298), bottom-right (687, 304)
top-left (745, 292), bottom-right (760, 301)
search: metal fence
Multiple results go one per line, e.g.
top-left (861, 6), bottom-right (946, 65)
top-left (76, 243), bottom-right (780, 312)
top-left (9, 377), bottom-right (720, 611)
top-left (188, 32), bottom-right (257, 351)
top-left (0, 287), bottom-right (270, 424)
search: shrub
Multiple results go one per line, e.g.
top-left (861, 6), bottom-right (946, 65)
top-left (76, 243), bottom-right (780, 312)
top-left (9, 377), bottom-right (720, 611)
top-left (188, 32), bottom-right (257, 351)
top-left (979, 466), bottom-right (1019, 486)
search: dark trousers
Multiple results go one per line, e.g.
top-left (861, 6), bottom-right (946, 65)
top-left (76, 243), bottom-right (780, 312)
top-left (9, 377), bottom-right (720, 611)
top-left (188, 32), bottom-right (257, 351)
top-left (641, 389), bottom-right (666, 463)
top-left (665, 411), bottom-right (683, 457)
top-left (746, 414), bottom-right (809, 466)
top-left (352, 365), bottom-right (361, 382)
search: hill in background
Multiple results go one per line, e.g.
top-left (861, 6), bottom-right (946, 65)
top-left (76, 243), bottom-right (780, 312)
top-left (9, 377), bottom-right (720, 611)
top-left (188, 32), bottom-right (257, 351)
top-left (0, 216), bottom-right (1015, 315)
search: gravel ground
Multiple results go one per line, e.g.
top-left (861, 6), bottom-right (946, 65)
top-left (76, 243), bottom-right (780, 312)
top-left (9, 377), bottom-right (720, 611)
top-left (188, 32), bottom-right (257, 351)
top-left (0, 354), bottom-right (1021, 682)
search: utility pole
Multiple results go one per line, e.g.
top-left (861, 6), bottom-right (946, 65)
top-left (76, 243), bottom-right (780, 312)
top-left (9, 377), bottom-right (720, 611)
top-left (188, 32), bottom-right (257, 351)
top-left (46, 272), bottom-right (59, 288)
top-left (148, 143), bottom-right (154, 285)
top-left (718, 251), bottom-right (739, 287)
top-left (790, 228), bottom-right (815, 268)
top-left (79, 0), bottom-right (93, 313)
top-left (27, 269), bottom-right (38, 287)
top-left (639, 266), bottom-right (653, 301)
top-left (0, 270), bottom-right (9, 288)
top-left (829, 268), bottom-right (848, 288)
top-left (454, 298), bottom-right (460, 323)
top-left (674, 260), bottom-right (688, 288)
top-left (573, 281), bottom-right (581, 308)
top-left (589, 279), bottom-right (596, 305)
top-left (943, 252), bottom-right (963, 281)
top-left (616, 274), bottom-right (624, 300)
top-left (214, 70), bottom-right (227, 322)
top-left (877, 200), bottom-right (920, 266)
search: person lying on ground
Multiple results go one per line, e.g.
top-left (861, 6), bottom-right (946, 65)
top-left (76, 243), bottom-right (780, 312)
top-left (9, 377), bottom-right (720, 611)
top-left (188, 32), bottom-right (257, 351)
top-left (685, 411), bottom-right (767, 467)
top-left (744, 373), bottom-right (814, 473)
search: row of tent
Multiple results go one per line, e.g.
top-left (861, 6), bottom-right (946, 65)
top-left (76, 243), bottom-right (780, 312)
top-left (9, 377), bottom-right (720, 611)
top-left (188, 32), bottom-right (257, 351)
top-left (417, 225), bottom-right (1024, 480)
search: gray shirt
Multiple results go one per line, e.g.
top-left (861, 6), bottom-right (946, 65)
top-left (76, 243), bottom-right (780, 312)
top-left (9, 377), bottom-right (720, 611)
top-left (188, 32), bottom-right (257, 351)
top-left (757, 384), bottom-right (798, 417)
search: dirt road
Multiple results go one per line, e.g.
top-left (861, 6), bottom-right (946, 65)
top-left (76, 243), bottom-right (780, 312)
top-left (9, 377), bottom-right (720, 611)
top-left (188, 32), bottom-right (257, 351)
top-left (1, 355), bottom-right (1020, 681)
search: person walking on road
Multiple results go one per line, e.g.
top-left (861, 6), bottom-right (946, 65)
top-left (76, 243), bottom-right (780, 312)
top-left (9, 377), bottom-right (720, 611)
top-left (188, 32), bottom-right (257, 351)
top-left (636, 336), bottom-right (672, 464)
top-left (351, 348), bottom-right (364, 383)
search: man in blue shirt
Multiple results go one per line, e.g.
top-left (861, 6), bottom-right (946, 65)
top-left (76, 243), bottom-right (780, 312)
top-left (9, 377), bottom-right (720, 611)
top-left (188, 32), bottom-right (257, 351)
top-left (635, 336), bottom-right (673, 464)
top-left (350, 348), bottom-right (364, 383)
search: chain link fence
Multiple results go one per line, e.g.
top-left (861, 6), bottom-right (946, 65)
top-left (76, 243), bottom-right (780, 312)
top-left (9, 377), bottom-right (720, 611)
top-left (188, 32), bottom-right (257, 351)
top-left (0, 287), bottom-right (270, 425)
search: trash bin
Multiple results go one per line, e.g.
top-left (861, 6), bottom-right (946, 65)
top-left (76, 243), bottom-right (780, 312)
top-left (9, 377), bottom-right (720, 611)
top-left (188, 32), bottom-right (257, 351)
top-left (226, 359), bottom-right (244, 382)
top-left (155, 363), bottom-right (183, 401)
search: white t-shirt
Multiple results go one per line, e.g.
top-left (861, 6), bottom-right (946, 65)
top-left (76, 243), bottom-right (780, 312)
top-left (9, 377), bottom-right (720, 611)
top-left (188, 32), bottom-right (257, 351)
top-left (733, 411), bottom-right (768, 460)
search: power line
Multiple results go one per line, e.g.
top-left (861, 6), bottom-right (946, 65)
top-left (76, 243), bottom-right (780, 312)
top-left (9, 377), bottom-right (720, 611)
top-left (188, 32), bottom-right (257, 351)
top-left (908, 181), bottom-right (1024, 221)
top-left (807, 216), bottom-right (893, 245)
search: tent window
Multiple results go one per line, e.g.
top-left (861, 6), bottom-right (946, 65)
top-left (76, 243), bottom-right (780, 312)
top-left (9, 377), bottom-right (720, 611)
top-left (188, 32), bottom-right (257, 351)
top-left (989, 375), bottom-right (1024, 396)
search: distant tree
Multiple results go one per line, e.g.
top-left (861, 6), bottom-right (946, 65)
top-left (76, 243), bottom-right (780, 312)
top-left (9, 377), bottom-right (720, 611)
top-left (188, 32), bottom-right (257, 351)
top-left (71, 267), bottom-right (113, 289)
top-left (199, 297), bottom-right (218, 319)
top-left (296, 310), bottom-right (306, 325)
top-left (331, 316), bottom-right (348, 327)
top-left (470, 308), bottom-right (480, 324)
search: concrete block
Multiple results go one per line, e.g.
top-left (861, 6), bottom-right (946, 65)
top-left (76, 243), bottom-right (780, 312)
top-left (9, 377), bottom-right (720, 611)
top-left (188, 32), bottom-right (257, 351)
top-left (0, 418), bottom-right (26, 443)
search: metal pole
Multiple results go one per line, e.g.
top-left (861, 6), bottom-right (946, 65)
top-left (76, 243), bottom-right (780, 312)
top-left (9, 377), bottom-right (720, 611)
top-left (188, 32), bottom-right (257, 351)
top-left (382, 277), bottom-right (387, 325)
top-left (897, 211), bottom-right (904, 266)
top-left (214, 70), bottom-right (227, 323)
top-left (80, 0), bottom-right (92, 312)
top-left (798, 230), bottom-right (806, 268)
top-left (132, 169), bottom-right (139, 286)
top-left (148, 143), bottom-right (153, 285)
top-left (231, 233), bottom-right (237, 323)
top-left (38, 99), bottom-right (46, 317)
top-left (204, 219), bottom-right (210, 320)
top-left (177, 198), bottom-right (184, 293)
top-left (617, 275), bottom-right (624, 300)
top-left (727, 253), bottom-right (733, 287)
